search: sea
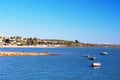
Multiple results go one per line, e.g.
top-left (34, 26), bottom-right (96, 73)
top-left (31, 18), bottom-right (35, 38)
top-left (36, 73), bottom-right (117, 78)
top-left (0, 47), bottom-right (120, 80)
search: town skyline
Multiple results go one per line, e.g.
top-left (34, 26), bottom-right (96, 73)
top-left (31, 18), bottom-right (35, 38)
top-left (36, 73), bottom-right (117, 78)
top-left (0, 0), bottom-right (120, 44)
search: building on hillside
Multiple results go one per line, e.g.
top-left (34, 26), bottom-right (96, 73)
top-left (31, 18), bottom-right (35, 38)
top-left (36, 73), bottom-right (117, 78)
top-left (0, 35), bottom-right (9, 43)
top-left (0, 35), bottom-right (4, 43)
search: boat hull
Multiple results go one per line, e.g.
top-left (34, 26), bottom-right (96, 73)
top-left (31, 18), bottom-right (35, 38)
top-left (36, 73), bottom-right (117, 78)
top-left (100, 52), bottom-right (108, 55)
top-left (92, 62), bottom-right (101, 67)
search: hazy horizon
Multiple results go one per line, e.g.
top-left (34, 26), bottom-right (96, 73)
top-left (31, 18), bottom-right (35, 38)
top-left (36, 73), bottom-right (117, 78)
top-left (0, 0), bottom-right (120, 44)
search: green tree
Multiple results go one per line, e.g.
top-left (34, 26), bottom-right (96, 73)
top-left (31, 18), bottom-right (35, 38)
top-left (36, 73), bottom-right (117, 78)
top-left (27, 38), bottom-right (33, 45)
top-left (4, 38), bottom-right (11, 44)
top-left (33, 37), bottom-right (38, 46)
top-left (75, 40), bottom-right (79, 43)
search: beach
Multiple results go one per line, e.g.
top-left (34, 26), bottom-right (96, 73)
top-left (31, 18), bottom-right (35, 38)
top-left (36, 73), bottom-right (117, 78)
top-left (0, 45), bottom-right (66, 48)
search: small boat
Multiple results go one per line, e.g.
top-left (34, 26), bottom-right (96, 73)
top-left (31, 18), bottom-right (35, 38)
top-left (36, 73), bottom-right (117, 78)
top-left (83, 54), bottom-right (89, 58)
top-left (100, 52), bottom-right (108, 55)
top-left (92, 62), bottom-right (101, 67)
top-left (89, 57), bottom-right (96, 60)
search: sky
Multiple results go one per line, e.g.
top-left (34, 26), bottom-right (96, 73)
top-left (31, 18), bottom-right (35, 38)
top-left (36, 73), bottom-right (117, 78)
top-left (0, 0), bottom-right (120, 44)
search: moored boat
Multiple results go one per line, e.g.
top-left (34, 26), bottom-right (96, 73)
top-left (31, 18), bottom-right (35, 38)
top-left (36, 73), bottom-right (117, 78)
top-left (100, 52), bottom-right (108, 55)
top-left (83, 54), bottom-right (89, 58)
top-left (92, 62), bottom-right (101, 67)
top-left (89, 56), bottom-right (96, 60)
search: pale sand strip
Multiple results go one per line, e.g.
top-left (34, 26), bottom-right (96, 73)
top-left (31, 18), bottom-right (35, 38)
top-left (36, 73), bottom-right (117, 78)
top-left (0, 52), bottom-right (55, 56)
top-left (0, 45), bottom-right (66, 48)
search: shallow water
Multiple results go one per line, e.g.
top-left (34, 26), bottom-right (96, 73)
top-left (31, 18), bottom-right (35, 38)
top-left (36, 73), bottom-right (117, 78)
top-left (0, 48), bottom-right (120, 80)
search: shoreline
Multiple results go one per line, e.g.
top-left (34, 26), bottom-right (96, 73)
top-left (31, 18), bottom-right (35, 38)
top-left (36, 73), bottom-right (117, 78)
top-left (0, 46), bottom-right (120, 48)
top-left (0, 45), bottom-right (64, 48)
top-left (0, 45), bottom-right (120, 48)
top-left (0, 52), bottom-right (57, 56)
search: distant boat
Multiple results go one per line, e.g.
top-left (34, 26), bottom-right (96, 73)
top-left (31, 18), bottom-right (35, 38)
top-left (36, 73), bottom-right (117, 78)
top-left (89, 56), bottom-right (96, 60)
top-left (92, 62), bottom-right (101, 67)
top-left (100, 52), bottom-right (108, 55)
top-left (83, 54), bottom-right (89, 58)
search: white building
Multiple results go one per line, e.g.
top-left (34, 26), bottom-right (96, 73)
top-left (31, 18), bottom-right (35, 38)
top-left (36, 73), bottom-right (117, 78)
top-left (0, 35), bottom-right (4, 43)
top-left (0, 35), bottom-right (8, 43)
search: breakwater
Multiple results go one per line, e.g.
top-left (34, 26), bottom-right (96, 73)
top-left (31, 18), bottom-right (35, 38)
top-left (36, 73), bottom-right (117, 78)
top-left (0, 52), bottom-right (55, 56)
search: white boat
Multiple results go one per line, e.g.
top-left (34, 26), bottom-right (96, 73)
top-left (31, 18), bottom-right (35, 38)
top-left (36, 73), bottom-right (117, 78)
top-left (92, 62), bottom-right (101, 67)
top-left (101, 52), bottom-right (108, 55)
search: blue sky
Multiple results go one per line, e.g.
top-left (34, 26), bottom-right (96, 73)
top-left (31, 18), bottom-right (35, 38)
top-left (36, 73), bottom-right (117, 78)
top-left (0, 0), bottom-right (120, 44)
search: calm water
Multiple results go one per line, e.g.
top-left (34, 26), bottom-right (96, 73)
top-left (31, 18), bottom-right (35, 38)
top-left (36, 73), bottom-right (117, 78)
top-left (0, 48), bottom-right (120, 80)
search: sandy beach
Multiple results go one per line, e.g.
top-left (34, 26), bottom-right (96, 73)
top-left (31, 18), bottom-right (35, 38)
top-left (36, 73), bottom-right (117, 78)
top-left (0, 45), bottom-right (66, 48)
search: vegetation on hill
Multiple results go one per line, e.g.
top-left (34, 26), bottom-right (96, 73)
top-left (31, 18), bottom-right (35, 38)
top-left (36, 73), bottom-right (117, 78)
top-left (1, 36), bottom-right (120, 48)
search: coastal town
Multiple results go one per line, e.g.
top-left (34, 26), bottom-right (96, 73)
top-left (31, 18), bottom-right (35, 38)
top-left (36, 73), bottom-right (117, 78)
top-left (0, 35), bottom-right (84, 47)
top-left (0, 35), bottom-right (120, 48)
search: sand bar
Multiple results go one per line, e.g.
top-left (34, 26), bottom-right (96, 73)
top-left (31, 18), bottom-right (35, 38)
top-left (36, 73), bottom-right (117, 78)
top-left (0, 52), bottom-right (56, 56)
